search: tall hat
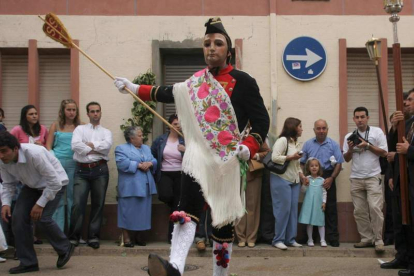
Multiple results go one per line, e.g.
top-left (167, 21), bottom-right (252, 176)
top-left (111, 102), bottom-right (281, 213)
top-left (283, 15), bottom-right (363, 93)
top-left (205, 17), bottom-right (232, 64)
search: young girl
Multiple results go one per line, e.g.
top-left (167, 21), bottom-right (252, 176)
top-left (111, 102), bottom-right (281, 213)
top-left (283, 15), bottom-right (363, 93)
top-left (298, 158), bottom-right (327, 247)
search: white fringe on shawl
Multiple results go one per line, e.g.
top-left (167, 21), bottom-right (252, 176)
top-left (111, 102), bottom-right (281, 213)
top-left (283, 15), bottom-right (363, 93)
top-left (173, 82), bottom-right (245, 228)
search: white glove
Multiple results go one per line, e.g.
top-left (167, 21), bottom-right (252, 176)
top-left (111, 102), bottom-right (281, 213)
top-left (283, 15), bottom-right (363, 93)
top-left (237, 145), bottom-right (250, 161)
top-left (114, 77), bottom-right (139, 95)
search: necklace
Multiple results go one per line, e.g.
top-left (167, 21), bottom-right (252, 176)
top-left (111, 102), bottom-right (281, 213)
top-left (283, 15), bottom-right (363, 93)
top-left (136, 147), bottom-right (144, 159)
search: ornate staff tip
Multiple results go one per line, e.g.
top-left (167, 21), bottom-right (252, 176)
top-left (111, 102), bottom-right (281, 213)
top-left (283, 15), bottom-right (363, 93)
top-left (40, 13), bottom-right (73, 48)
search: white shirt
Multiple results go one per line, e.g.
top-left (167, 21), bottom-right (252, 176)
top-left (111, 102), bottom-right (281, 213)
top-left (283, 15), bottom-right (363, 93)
top-left (271, 137), bottom-right (303, 183)
top-left (343, 126), bottom-right (388, 178)
top-left (71, 123), bottom-right (113, 163)
top-left (0, 144), bottom-right (69, 207)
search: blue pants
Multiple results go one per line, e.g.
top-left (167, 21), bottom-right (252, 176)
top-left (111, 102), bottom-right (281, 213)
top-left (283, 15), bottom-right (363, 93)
top-left (52, 158), bottom-right (76, 232)
top-left (270, 173), bottom-right (300, 245)
top-left (69, 163), bottom-right (109, 242)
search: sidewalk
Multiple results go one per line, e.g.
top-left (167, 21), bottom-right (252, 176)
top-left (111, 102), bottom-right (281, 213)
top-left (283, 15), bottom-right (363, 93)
top-left (3, 241), bottom-right (396, 259)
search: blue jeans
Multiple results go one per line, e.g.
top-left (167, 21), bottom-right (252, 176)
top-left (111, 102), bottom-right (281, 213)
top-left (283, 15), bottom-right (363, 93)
top-left (270, 173), bottom-right (300, 245)
top-left (52, 158), bottom-right (76, 232)
top-left (69, 163), bottom-right (109, 242)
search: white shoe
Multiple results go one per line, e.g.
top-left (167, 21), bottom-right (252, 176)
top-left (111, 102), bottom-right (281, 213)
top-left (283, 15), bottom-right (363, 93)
top-left (320, 240), bottom-right (327, 247)
top-left (0, 257), bottom-right (6, 263)
top-left (307, 240), bottom-right (314, 247)
top-left (288, 242), bottom-right (302, 248)
top-left (274, 242), bottom-right (288, 250)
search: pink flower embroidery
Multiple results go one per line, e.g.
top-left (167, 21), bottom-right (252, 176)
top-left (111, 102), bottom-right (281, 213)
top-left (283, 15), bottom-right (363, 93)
top-left (229, 123), bottom-right (236, 132)
top-left (194, 69), bottom-right (205, 77)
top-left (219, 102), bottom-right (228, 110)
top-left (206, 133), bottom-right (214, 140)
top-left (217, 131), bottom-right (233, 146)
top-left (211, 89), bottom-right (219, 95)
top-left (219, 151), bottom-right (226, 158)
top-left (204, 105), bottom-right (220, 123)
top-left (197, 82), bottom-right (210, 99)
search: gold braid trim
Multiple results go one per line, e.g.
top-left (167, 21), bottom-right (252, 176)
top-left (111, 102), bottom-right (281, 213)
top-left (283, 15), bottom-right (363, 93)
top-left (211, 234), bottom-right (234, 243)
top-left (150, 86), bottom-right (160, 102)
top-left (186, 213), bottom-right (199, 223)
top-left (250, 133), bottom-right (263, 146)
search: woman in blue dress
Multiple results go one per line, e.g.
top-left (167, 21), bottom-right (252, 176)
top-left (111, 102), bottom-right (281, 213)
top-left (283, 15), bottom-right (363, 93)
top-left (298, 157), bottom-right (327, 247)
top-left (47, 99), bottom-right (81, 232)
top-left (115, 126), bottom-right (157, 247)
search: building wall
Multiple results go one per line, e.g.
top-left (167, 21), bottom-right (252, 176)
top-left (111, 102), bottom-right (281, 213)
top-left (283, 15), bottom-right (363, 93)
top-left (1, 3), bottom-right (413, 240)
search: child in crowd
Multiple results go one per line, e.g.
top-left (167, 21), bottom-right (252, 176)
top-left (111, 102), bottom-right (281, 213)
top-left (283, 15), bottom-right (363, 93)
top-left (298, 157), bottom-right (327, 247)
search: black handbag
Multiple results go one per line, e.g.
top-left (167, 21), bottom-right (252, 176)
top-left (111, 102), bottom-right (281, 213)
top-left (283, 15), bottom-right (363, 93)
top-left (263, 141), bottom-right (290, 174)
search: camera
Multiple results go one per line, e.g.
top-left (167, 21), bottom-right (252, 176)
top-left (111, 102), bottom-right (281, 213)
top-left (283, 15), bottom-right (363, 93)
top-left (347, 132), bottom-right (363, 145)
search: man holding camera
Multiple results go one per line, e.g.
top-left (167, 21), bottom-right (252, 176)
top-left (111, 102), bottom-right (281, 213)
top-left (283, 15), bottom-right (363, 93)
top-left (343, 107), bottom-right (388, 253)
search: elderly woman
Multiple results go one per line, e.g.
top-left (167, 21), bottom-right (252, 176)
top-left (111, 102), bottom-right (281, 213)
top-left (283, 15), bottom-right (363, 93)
top-left (270, 117), bottom-right (306, 250)
top-left (115, 126), bottom-right (157, 247)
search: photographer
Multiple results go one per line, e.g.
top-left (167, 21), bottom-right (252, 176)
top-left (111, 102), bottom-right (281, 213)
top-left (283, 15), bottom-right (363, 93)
top-left (343, 106), bottom-right (388, 253)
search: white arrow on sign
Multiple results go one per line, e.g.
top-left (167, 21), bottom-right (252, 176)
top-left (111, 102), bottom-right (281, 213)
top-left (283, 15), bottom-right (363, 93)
top-left (286, 48), bottom-right (323, 68)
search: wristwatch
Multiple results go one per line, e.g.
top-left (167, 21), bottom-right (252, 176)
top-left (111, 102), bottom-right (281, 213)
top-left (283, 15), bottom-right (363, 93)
top-left (365, 143), bottom-right (370, 150)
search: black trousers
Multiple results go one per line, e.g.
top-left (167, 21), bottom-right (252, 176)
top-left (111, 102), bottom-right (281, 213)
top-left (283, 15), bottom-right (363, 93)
top-left (392, 195), bottom-right (414, 269)
top-left (158, 171), bottom-right (182, 241)
top-left (383, 175), bottom-right (394, 242)
top-left (323, 170), bottom-right (340, 243)
top-left (178, 173), bottom-right (234, 242)
top-left (258, 169), bottom-right (274, 244)
top-left (13, 186), bottom-right (71, 266)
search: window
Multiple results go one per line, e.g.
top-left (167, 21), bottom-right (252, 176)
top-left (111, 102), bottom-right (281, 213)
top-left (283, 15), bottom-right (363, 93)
top-left (39, 50), bottom-right (71, 128)
top-left (1, 53), bottom-right (29, 129)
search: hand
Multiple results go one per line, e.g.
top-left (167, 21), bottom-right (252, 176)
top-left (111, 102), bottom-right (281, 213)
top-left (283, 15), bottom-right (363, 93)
top-left (138, 162), bottom-right (152, 172)
top-left (397, 136), bottom-right (410, 155)
top-left (114, 77), bottom-right (139, 95)
top-left (389, 178), bottom-right (394, 191)
top-left (322, 203), bottom-right (326, 212)
top-left (347, 140), bottom-right (355, 151)
top-left (391, 111), bottom-right (405, 128)
top-left (30, 204), bottom-right (44, 222)
top-left (1, 205), bottom-right (11, 223)
top-left (357, 138), bottom-right (369, 151)
top-left (85, 142), bottom-right (95, 149)
top-left (300, 174), bottom-right (309, 186)
top-left (177, 144), bottom-right (186, 153)
top-left (237, 145), bottom-right (250, 161)
top-left (34, 140), bottom-right (43, 146)
top-left (323, 177), bottom-right (333, 190)
top-left (288, 152), bottom-right (302, 161)
top-left (387, 152), bottom-right (396, 162)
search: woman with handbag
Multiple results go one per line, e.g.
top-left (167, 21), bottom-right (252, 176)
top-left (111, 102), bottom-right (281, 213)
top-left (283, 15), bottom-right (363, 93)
top-left (270, 117), bottom-right (307, 250)
top-left (235, 142), bottom-right (270, 248)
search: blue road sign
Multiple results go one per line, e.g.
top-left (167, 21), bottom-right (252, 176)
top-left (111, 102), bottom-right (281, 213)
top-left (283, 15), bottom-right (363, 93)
top-left (282, 36), bottom-right (327, 81)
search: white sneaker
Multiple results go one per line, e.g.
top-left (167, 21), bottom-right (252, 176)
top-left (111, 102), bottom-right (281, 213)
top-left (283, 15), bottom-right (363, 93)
top-left (320, 240), bottom-right (327, 247)
top-left (307, 240), bottom-right (314, 247)
top-left (274, 242), bottom-right (288, 250)
top-left (0, 257), bottom-right (6, 263)
top-left (288, 242), bottom-right (302, 248)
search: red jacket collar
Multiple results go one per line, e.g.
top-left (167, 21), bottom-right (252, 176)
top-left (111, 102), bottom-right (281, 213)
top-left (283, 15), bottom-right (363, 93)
top-left (208, 64), bottom-right (233, 76)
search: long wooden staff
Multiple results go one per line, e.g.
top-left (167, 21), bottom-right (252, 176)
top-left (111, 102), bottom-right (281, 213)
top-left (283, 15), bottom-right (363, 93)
top-left (38, 13), bottom-right (183, 137)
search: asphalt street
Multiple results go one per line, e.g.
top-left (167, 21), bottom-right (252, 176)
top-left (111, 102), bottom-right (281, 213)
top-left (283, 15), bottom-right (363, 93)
top-left (0, 255), bottom-right (401, 276)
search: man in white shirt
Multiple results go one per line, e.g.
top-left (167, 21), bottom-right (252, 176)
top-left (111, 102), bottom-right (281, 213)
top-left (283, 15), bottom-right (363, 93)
top-left (343, 106), bottom-right (388, 253)
top-left (69, 102), bottom-right (113, 249)
top-left (0, 132), bottom-right (74, 274)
